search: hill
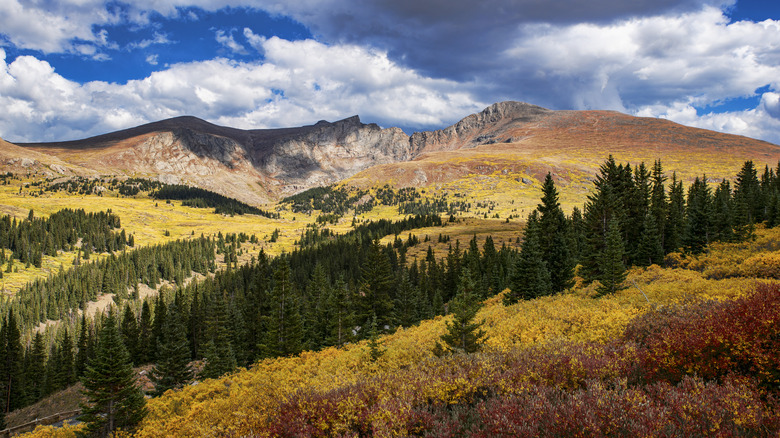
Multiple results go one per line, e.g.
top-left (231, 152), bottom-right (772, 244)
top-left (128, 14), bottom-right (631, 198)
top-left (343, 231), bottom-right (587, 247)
top-left (4, 101), bottom-right (780, 209)
top-left (346, 103), bottom-right (780, 214)
top-left (9, 116), bottom-right (411, 204)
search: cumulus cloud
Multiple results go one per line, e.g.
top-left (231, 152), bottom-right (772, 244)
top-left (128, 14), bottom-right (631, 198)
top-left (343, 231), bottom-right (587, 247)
top-left (0, 41), bottom-right (484, 142)
top-left (215, 29), bottom-right (247, 54)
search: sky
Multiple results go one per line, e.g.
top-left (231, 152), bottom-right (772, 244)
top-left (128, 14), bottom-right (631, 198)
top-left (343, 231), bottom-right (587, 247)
top-left (1, 0), bottom-right (780, 144)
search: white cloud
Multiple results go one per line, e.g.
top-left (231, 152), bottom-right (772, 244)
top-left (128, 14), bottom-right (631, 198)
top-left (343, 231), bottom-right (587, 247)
top-left (215, 29), bottom-right (247, 54)
top-left (146, 54), bottom-right (159, 65)
top-left (0, 41), bottom-right (484, 142)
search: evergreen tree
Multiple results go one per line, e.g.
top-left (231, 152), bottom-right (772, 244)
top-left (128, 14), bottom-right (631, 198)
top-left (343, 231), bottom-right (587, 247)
top-left (435, 268), bottom-right (486, 355)
top-left (650, 160), bottom-right (668, 250)
top-left (733, 160), bottom-right (763, 225)
top-left (200, 292), bottom-right (237, 379)
top-left (596, 218), bottom-right (627, 297)
top-left (25, 332), bottom-right (47, 401)
top-left (712, 180), bottom-right (735, 242)
top-left (581, 158), bottom-right (624, 283)
top-left (1, 310), bottom-right (25, 413)
top-left (325, 276), bottom-right (353, 346)
top-left (536, 173), bottom-right (575, 293)
top-left (635, 213), bottom-right (664, 267)
top-left (665, 173), bottom-right (686, 253)
top-left (684, 176), bottom-right (713, 253)
top-left (137, 300), bottom-right (152, 364)
top-left (120, 304), bottom-right (140, 366)
top-left (79, 310), bottom-right (146, 437)
top-left (365, 313), bottom-right (385, 363)
top-left (75, 315), bottom-right (94, 378)
top-left (357, 239), bottom-right (394, 335)
top-left (259, 260), bottom-right (303, 358)
top-left (149, 306), bottom-right (193, 397)
top-left (394, 269), bottom-right (418, 328)
top-left (505, 211), bottom-right (551, 304)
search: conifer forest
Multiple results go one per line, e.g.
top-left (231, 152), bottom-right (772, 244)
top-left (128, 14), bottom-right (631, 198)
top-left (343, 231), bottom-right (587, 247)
top-left (2, 157), bottom-right (780, 437)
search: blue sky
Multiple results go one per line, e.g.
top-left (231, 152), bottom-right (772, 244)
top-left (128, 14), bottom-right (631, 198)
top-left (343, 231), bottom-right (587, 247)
top-left (1, 0), bottom-right (779, 144)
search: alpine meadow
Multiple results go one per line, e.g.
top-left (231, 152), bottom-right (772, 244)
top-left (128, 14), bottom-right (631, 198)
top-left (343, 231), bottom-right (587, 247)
top-left (2, 2), bottom-right (780, 436)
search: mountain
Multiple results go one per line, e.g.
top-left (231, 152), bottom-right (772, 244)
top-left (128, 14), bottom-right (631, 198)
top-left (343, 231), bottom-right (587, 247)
top-left (9, 115), bottom-right (411, 204)
top-left (346, 102), bottom-right (780, 195)
top-left (3, 101), bottom-right (780, 205)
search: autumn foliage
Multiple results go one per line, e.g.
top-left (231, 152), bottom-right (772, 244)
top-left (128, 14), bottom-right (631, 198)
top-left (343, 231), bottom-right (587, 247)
top-left (20, 229), bottom-right (780, 437)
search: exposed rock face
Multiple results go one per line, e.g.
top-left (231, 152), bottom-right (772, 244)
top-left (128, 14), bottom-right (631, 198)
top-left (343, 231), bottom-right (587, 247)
top-left (251, 116), bottom-right (412, 192)
top-left (410, 101), bottom-right (551, 153)
top-left (11, 114), bottom-right (416, 200)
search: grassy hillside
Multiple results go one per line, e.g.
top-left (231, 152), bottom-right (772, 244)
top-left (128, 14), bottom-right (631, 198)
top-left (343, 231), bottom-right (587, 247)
top-left (19, 225), bottom-right (780, 437)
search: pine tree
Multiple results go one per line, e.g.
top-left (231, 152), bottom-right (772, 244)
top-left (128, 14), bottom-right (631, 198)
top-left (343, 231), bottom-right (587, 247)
top-left (394, 269), bottom-right (418, 328)
top-left (259, 260), bottom-right (302, 358)
top-left (505, 211), bottom-right (551, 304)
top-left (684, 176), bottom-right (713, 253)
top-left (581, 160), bottom-right (623, 283)
top-left (137, 300), bottom-right (152, 364)
top-left (149, 306), bottom-right (193, 397)
top-left (365, 313), bottom-right (385, 363)
top-left (596, 218), bottom-right (627, 297)
top-left (325, 275), bottom-right (354, 346)
top-left (733, 160), bottom-right (763, 225)
top-left (536, 173), bottom-right (575, 293)
top-left (712, 180), bottom-right (735, 242)
top-left (200, 292), bottom-right (237, 379)
top-left (650, 160), bottom-right (668, 250)
top-left (435, 268), bottom-right (486, 355)
top-left (120, 304), bottom-right (140, 366)
top-left (635, 213), bottom-right (664, 267)
top-left (79, 310), bottom-right (147, 437)
top-left (25, 332), bottom-right (47, 401)
top-left (1, 310), bottom-right (25, 413)
top-left (357, 239), bottom-right (395, 335)
top-left (665, 173), bottom-right (686, 253)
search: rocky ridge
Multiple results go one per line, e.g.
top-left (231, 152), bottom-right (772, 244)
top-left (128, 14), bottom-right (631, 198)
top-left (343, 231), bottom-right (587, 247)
top-left (6, 101), bottom-right (778, 204)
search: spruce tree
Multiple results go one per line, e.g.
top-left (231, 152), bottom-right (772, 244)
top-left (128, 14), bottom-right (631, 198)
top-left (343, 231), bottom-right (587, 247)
top-left (357, 239), bottom-right (394, 335)
top-left (435, 268), bottom-right (486, 355)
top-left (259, 260), bottom-right (303, 358)
top-left (79, 310), bottom-right (147, 437)
top-left (635, 213), bottom-right (664, 267)
top-left (596, 218), bottom-right (627, 297)
top-left (733, 160), bottom-right (763, 225)
top-left (650, 160), bottom-right (668, 250)
top-left (26, 332), bottom-right (47, 401)
top-left (536, 173), bottom-right (575, 293)
top-left (149, 306), bottom-right (193, 397)
top-left (712, 180), bottom-right (735, 242)
top-left (200, 292), bottom-right (237, 379)
top-left (325, 276), bottom-right (353, 346)
top-left (505, 211), bottom-right (551, 304)
top-left (1, 310), bottom-right (25, 413)
top-left (665, 173), bottom-right (686, 253)
top-left (684, 176), bottom-right (713, 253)
top-left (120, 304), bottom-right (140, 366)
top-left (581, 162), bottom-right (623, 283)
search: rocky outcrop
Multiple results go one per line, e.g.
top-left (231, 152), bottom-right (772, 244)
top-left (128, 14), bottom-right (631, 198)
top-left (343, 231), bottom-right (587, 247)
top-left (5, 101), bottom-right (566, 201)
top-left (251, 116), bottom-right (412, 192)
top-left (410, 101), bottom-right (551, 153)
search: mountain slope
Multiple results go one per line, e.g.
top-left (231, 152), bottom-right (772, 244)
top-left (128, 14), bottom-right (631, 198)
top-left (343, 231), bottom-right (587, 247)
top-left (4, 102), bottom-right (780, 206)
top-left (345, 103), bottom-right (780, 214)
top-left (11, 116), bottom-right (412, 204)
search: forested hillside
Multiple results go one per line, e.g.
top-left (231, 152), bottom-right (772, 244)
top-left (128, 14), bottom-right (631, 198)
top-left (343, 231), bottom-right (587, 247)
top-left (2, 156), bottom-right (780, 436)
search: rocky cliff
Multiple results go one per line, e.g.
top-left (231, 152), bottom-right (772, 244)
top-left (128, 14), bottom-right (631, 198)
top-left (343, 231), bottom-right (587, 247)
top-left (410, 102), bottom-right (551, 153)
top-left (10, 114), bottom-right (416, 202)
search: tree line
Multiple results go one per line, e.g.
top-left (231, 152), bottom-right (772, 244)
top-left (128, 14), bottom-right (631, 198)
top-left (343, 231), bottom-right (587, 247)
top-left (507, 157), bottom-right (778, 303)
top-left (151, 184), bottom-right (280, 218)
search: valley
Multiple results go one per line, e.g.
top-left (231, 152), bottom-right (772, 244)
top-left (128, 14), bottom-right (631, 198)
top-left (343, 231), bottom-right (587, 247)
top-left (0, 102), bottom-right (779, 437)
